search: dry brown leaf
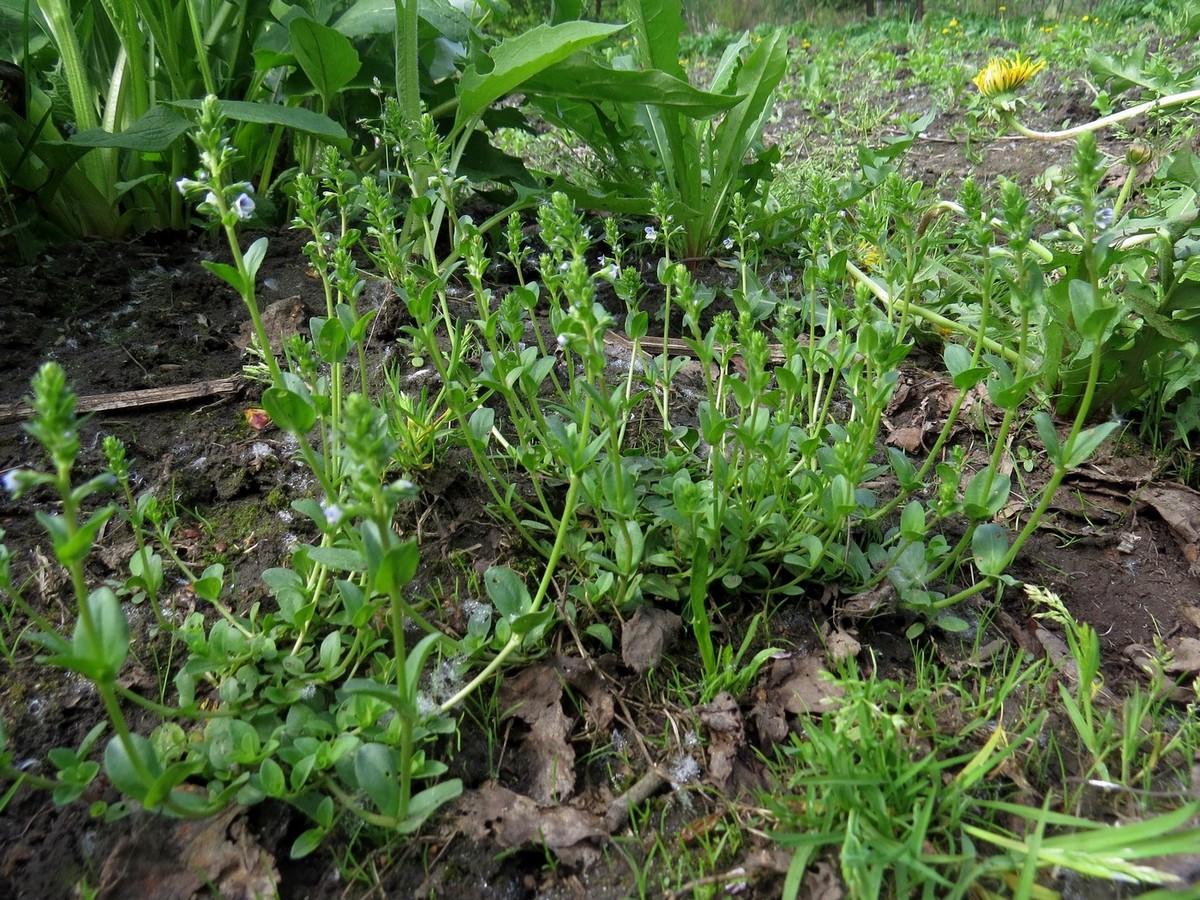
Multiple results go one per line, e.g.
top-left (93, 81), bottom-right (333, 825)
top-left (696, 692), bottom-right (743, 790)
top-left (1140, 484), bottom-right (1200, 573)
top-left (557, 655), bottom-right (615, 735)
top-left (836, 581), bottom-right (896, 622)
top-left (774, 656), bottom-right (842, 716)
top-left (98, 805), bottom-right (278, 900)
top-left (458, 784), bottom-right (604, 869)
top-left (1165, 636), bottom-right (1200, 674)
top-left (885, 425), bottom-right (925, 454)
top-left (500, 664), bottom-right (576, 802)
top-left (822, 626), bottom-right (861, 666)
top-left (1179, 604), bottom-right (1200, 633)
top-left (621, 605), bottom-right (682, 674)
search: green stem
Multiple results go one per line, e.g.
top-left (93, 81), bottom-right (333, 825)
top-left (845, 262), bottom-right (1026, 368)
top-left (1004, 88), bottom-right (1200, 141)
top-left (438, 472), bottom-right (582, 714)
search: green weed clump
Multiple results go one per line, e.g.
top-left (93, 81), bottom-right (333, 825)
top-left (3, 3), bottom-right (1200, 895)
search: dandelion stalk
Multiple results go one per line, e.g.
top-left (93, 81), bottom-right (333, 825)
top-left (973, 53), bottom-right (1200, 143)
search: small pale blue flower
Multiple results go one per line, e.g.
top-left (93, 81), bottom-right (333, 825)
top-left (1, 469), bottom-right (23, 495)
top-left (322, 503), bottom-right (343, 525)
top-left (232, 192), bottom-right (255, 220)
top-left (644, 225), bottom-right (658, 241)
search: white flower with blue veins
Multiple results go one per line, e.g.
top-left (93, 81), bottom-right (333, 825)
top-left (232, 192), bottom-right (255, 220)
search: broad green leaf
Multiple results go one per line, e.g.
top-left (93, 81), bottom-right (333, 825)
top-left (457, 22), bottom-right (625, 128)
top-left (375, 540), bottom-right (420, 597)
top-left (468, 406), bottom-right (494, 444)
top-left (355, 743), bottom-right (400, 818)
top-left (104, 733), bottom-right (162, 802)
top-left (312, 316), bottom-right (350, 363)
top-left (71, 588), bottom-right (129, 682)
top-left (201, 260), bottom-right (248, 297)
top-left (333, 0), bottom-right (470, 43)
top-left (290, 826), bottom-right (326, 859)
top-left (1068, 278), bottom-right (1119, 344)
top-left (258, 757), bottom-right (286, 798)
top-left (935, 613), bottom-right (971, 632)
top-left (243, 237), bottom-right (269, 282)
top-left (403, 630), bottom-right (448, 696)
top-left (170, 99), bottom-right (349, 146)
top-left (263, 376), bottom-right (317, 433)
top-left (899, 501), bottom-right (926, 541)
top-left (192, 564), bottom-right (225, 603)
top-left (1034, 411), bottom-right (1062, 460)
top-left (963, 471), bottom-right (1010, 521)
top-left (629, 0), bottom-right (686, 78)
top-left (63, 105), bottom-right (192, 151)
top-left (484, 566), bottom-right (531, 620)
top-left (711, 29), bottom-right (787, 190)
top-left (525, 57), bottom-right (742, 117)
top-left (1065, 421), bottom-right (1120, 469)
top-left (290, 18), bottom-right (361, 101)
top-left (972, 523), bottom-right (1010, 577)
top-left (304, 545), bottom-right (366, 572)
top-left (944, 343), bottom-right (989, 390)
top-left (399, 779), bottom-right (463, 833)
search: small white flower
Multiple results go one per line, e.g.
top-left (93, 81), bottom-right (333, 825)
top-left (559, 261), bottom-right (570, 273)
top-left (644, 225), bottom-right (658, 241)
top-left (396, 478), bottom-right (416, 493)
top-left (203, 191), bottom-right (218, 208)
top-left (598, 254), bottom-right (607, 266)
top-left (232, 192), bottom-right (255, 220)
top-left (556, 333), bottom-right (569, 349)
top-left (2, 469), bottom-right (24, 495)
top-left (723, 237), bottom-right (735, 250)
top-left (175, 177), bottom-right (190, 195)
top-left (322, 503), bottom-right (343, 526)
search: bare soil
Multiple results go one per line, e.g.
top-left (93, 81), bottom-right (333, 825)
top-left (2, 64), bottom-right (1200, 900)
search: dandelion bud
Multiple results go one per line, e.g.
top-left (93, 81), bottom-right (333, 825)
top-left (1125, 142), bottom-right (1152, 166)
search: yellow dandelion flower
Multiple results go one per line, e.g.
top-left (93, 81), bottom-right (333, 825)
top-left (949, 17), bottom-right (958, 26)
top-left (857, 241), bottom-right (882, 273)
top-left (1081, 14), bottom-right (1089, 21)
top-left (972, 54), bottom-right (1046, 98)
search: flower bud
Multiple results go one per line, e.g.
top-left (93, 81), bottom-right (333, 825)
top-left (1125, 142), bottom-right (1152, 166)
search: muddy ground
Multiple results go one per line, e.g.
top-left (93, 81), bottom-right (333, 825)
top-left (2, 51), bottom-right (1200, 900)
